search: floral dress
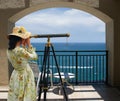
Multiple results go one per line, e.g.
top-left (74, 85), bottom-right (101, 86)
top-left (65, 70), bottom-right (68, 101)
top-left (7, 46), bottom-right (38, 101)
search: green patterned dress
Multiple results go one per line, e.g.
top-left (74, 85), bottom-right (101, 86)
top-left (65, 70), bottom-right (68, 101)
top-left (7, 46), bottom-right (38, 101)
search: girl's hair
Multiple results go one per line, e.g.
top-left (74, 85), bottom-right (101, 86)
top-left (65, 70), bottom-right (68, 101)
top-left (8, 36), bottom-right (22, 50)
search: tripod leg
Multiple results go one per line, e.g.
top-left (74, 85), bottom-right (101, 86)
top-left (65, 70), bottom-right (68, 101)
top-left (38, 46), bottom-right (47, 101)
top-left (51, 44), bottom-right (68, 101)
top-left (38, 46), bottom-right (49, 101)
top-left (43, 46), bottom-right (51, 101)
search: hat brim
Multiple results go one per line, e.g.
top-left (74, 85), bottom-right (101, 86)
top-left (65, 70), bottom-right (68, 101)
top-left (7, 32), bottom-right (31, 39)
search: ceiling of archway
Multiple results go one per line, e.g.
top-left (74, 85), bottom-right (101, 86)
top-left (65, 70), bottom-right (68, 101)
top-left (0, 0), bottom-right (99, 9)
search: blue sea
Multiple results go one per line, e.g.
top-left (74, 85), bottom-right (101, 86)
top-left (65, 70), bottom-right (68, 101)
top-left (31, 42), bottom-right (106, 51)
top-left (31, 43), bottom-right (106, 83)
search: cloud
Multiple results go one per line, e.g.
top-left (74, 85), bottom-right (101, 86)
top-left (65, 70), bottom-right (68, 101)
top-left (16, 8), bottom-right (105, 43)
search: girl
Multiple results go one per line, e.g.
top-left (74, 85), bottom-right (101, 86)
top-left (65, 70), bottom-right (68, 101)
top-left (7, 26), bottom-right (37, 101)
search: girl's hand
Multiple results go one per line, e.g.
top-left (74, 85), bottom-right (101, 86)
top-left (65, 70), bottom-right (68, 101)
top-left (21, 39), bottom-right (26, 47)
top-left (25, 38), bottom-right (31, 48)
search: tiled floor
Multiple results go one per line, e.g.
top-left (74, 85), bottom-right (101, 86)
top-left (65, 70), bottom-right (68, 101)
top-left (0, 84), bottom-right (120, 101)
top-left (0, 85), bottom-right (8, 101)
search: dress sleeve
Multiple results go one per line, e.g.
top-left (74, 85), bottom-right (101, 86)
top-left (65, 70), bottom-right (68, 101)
top-left (19, 45), bottom-right (38, 60)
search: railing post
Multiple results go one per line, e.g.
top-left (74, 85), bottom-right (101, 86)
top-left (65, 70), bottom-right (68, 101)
top-left (76, 51), bottom-right (78, 85)
top-left (106, 51), bottom-right (108, 84)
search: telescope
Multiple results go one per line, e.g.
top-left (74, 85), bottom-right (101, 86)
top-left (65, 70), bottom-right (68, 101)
top-left (35, 33), bottom-right (70, 100)
top-left (30, 33), bottom-right (70, 38)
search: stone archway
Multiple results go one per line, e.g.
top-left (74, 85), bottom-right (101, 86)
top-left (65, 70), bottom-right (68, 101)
top-left (8, 2), bottom-right (114, 85)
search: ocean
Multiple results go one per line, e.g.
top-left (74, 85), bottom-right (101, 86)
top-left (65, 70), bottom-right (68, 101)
top-left (31, 43), bottom-right (107, 83)
top-left (31, 42), bottom-right (106, 51)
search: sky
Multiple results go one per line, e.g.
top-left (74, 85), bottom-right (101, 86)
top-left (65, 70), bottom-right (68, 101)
top-left (16, 7), bottom-right (105, 43)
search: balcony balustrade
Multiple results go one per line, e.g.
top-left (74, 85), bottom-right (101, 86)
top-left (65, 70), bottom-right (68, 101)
top-left (34, 50), bottom-right (108, 85)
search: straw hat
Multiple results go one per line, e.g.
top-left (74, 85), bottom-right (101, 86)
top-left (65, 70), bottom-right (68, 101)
top-left (7, 26), bottom-right (31, 39)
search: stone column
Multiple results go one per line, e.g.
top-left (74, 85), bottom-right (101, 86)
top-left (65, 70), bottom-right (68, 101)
top-left (106, 21), bottom-right (114, 85)
top-left (7, 21), bottom-right (15, 80)
top-left (0, 18), bottom-right (9, 85)
top-left (114, 19), bottom-right (120, 86)
top-left (99, 0), bottom-right (120, 86)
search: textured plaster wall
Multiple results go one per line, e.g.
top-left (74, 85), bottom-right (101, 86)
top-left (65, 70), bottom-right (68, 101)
top-left (30, 0), bottom-right (99, 7)
top-left (0, 0), bottom-right (99, 9)
top-left (0, 18), bottom-right (9, 85)
top-left (98, 0), bottom-right (120, 86)
top-left (0, 0), bottom-right (25, 9)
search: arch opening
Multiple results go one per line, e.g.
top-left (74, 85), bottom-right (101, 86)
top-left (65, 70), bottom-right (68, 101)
top-left (8, 2), bottom-right (114, 85)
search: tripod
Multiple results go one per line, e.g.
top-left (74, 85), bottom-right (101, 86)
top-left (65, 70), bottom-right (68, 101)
top-left (37, 37), bottom-right (68, 101)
